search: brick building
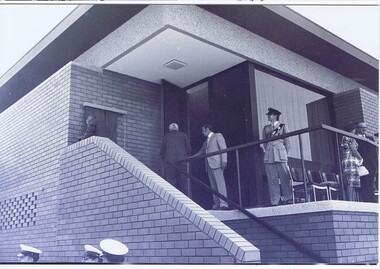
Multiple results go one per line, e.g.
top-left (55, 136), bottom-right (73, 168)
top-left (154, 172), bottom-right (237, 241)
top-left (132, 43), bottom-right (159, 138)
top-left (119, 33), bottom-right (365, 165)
top-left (0, 5), bottom-right (378, 264)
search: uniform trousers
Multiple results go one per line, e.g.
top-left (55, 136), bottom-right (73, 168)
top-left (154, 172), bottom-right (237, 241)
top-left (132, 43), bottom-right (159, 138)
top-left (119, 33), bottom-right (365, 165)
top-left (206, 163), bottom-right (228, 208)
top-left (265, 162), bottom-right (292, 205)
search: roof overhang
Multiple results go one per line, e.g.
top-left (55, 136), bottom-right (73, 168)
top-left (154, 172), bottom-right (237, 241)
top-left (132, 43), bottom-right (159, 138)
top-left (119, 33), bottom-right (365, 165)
top-left (0, 4), bottom-right (378, 113)
top-left (201, 5), bottom-right (378, 89)
top-left (0, 4), bottom-right (147, 112)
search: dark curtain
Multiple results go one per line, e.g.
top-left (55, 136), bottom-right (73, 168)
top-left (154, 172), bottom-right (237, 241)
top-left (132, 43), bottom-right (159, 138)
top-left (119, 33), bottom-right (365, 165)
top-left (84, 106), bottom-right (119, 143)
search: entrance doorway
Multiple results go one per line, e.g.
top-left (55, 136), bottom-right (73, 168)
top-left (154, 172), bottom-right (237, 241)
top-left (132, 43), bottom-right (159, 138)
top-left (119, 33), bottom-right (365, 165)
top-left (187, 82), bottom-right (212, 208)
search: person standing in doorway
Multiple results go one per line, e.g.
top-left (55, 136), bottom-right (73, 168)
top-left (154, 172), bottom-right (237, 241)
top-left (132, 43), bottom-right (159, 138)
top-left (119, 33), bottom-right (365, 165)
top-left (160, 123), bottom-right (192, 195)
top-left (192, 124), bottom-right (229, 210)
top-left (79, 115), bottom-right (97, 141)
top-left (262, 108), bottom-right (292, 206)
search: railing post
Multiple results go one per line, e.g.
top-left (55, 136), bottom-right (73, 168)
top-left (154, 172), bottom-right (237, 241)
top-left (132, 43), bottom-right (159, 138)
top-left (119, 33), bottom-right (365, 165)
top-left (187, 163), bottom-right (192, 199)
top-left (298, 134), bottom-right (309, 202)
top-left (235, 150), bottom-right (242, 207)
top-left (335, 132), bottom-right (346, 200)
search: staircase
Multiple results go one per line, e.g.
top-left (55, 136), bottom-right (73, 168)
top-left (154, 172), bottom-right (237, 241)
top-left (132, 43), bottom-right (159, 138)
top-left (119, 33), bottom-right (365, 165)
top-left (59, 136), bottom-right (378, 264)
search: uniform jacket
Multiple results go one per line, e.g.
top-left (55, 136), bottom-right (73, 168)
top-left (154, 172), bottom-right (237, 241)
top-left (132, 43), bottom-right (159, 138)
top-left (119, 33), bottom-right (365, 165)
top-left (160, 130), bottom-right (191, 163)
top-left (262, 123), bottom-right (290, 163)
top-left (194, 133), bottom-right (227, 169)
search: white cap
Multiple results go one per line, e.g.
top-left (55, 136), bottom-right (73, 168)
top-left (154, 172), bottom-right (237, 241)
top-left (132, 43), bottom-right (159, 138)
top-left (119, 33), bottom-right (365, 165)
top-left (17, 244), bottom-right (42, 256)
top-left (100, 239), bottom-right (129, 256)
top-left (84, 244), bottom-right (102, 256)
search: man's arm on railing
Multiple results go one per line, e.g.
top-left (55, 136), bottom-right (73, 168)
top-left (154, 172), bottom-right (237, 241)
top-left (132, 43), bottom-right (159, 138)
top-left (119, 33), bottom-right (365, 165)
top-left (192, 143), bottom-right (206, 158)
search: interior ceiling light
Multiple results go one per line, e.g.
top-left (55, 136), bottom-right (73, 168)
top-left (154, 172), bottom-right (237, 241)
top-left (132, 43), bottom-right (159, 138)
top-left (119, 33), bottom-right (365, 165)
top-left (163, 59), bottom-right (187, 70)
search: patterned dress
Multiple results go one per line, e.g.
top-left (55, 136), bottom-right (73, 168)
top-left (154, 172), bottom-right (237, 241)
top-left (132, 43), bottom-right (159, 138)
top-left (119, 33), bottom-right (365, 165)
top-left (341, 136), bottom-right (361, 201)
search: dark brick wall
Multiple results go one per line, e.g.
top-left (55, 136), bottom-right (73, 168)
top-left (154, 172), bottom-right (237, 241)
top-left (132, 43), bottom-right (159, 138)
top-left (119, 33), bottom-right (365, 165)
top-left (360, 89), bottom-right (379, 136)
top-left (333, 88), bottom-right (378, 136)
top-left (68, 63), bottom-right (162, 174)
top-left (225, 210), bottom-right (378, 264)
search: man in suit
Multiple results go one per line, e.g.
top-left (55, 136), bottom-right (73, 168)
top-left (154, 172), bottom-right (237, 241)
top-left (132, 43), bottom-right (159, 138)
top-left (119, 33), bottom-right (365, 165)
top-left (193, 124), bottom-right (228, 210)
top-left (355, 122), bottom-right (378, 203)
top-left (160, 123), bottom-right (192, 195)
top-left (262, 108), bottom-right (292, 206)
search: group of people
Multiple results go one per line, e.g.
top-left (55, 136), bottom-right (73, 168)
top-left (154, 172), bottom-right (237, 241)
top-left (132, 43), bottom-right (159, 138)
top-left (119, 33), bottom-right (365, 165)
top-left (159, 107), bottom-right (378, 208)
top-left (160, 123), bottom-right (229, 210)
top-left (16, 239), bottom-right (129, 263)
top-left (159, 108), bottom-right (292, 209)
top-left (79, 108), bottom-right (377, 208)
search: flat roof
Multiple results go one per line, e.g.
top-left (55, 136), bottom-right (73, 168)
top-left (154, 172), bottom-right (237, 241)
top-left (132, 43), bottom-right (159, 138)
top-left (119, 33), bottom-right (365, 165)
top-left (0, 4), bottom-right (377, 113)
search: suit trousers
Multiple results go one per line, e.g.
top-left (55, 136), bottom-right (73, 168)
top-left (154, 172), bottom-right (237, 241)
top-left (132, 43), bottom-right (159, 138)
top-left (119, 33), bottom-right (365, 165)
top-left (165, 164), bottom-right (189, 196)
top-left (265, 162), bottom-right (292, 205)
top-left (207, 163), bottom-right (228, 208)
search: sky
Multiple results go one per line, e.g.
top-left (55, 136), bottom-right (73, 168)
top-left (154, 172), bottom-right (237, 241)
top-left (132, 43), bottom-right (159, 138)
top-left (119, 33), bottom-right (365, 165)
top-left (0, 4), bottom-right (379, 78)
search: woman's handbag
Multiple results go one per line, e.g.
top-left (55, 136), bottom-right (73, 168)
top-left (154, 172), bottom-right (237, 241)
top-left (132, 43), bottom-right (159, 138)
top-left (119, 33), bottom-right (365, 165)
top-left (357, 166), bottom-right (369, 177)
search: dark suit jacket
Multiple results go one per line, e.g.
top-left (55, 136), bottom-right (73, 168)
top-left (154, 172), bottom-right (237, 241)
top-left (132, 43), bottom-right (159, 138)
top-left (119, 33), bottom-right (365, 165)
top-left (160, 130), bottom-right (191, 163)
top-left (357, 135), bottom-right (377, 176)
top-left (194, 133), bottom-right (227, 169)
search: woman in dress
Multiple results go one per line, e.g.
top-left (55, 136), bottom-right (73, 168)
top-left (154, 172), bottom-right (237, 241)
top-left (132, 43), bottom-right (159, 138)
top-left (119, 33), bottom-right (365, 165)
top-left (341, 122), bottom-right (363, 201)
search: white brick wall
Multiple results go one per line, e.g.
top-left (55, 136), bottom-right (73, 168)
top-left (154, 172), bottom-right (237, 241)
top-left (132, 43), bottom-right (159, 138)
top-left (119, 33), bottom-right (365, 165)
top-left (0, 64), bottom-right (71, 262)
top-left (58, 136), bottom-right (260, 263)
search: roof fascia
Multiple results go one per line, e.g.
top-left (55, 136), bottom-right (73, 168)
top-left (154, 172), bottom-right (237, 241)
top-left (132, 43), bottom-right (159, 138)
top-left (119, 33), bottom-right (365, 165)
top-left (0, 5), bottom-right (92, 87)
top-left (266, 5), bottom-right (378, 69)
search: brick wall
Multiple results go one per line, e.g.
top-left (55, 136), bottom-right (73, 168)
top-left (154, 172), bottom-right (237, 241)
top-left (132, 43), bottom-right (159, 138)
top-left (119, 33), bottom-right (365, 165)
top-left (360, 89), bottom-right (379, 136)
top-left (0, 64), bottom-right (72, 262)
top-left (68, 62), bottom-right (162, 174)
top-left (333, 89), bottom-right (363, 130)
top-left (58, 136), bottom-right (260, 263)
top-left (225, 209), bottom-right (378, 264)
top-left (225, 219), bottom-right (315, 263)
top-left (0, 61), bottom-right (163, 262)
top-left (333, 88), bottom-right (378, 136)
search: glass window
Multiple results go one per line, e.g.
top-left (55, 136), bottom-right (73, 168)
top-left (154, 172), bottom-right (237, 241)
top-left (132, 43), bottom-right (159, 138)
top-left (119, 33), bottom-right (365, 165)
top-left (255, 69), bottom-right (330, 161)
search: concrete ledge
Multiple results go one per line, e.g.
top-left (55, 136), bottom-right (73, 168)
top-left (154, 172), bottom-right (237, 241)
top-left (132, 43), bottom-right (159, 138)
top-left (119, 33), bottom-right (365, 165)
top-left (210, 200), bottom-right (378, 221)
top-left (61, 136), bottom-right (261, 263)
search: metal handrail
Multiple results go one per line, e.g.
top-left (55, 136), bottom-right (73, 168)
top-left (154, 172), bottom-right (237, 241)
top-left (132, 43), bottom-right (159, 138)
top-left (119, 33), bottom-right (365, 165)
top-left (168, 123), bottom-right (378, 263)
top-left (177, 124), bottom-right (377, 164)
top-left (164, 160), bottom-right (327, 263)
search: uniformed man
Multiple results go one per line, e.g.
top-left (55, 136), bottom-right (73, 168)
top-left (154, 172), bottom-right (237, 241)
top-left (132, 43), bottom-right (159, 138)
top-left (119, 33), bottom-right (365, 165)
top-left (17, 244), bottom-right (42, 263)
top-left (81, 244), bottom-right (103, 263)
top-left (100, 239), bottom-right (129, 263)
top-left (262, 107), bottom-right (292, 206)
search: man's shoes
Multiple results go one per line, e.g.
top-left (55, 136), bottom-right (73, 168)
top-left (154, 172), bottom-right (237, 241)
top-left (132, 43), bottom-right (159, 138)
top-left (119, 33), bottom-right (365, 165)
top-left (211, 205), bottom-right (230, 210)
